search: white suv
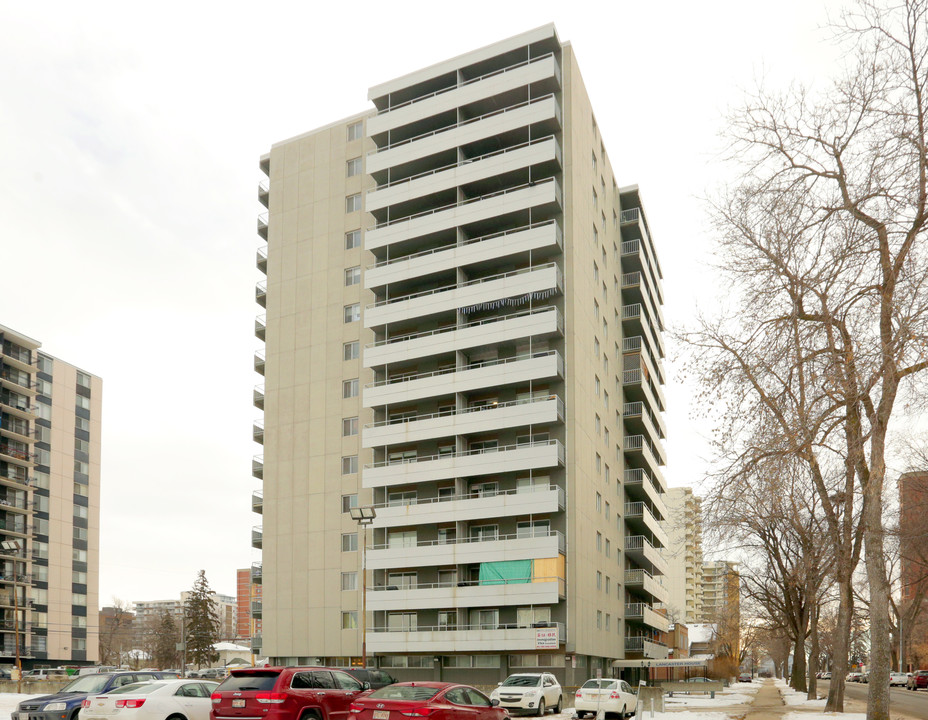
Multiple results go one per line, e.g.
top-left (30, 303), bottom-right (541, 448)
top-left (490, 673), bottom-right (563, 715)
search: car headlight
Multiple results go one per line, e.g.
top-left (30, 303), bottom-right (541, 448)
top-left (524, 691), bottom-right (538, 697)
top-left (44, 703), bottom-right (68, 712)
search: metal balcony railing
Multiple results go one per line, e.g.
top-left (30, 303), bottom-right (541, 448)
top-left (368, 350), bottom-right (560, 388)
top-left (366, 394), bottom-right (564, 430)
top-left (372, 529), bottom-right (565, 553)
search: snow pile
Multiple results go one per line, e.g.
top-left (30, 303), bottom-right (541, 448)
top-left (784, 714), bottom-right (865, 720)
top-left (665, 692), bottom-right (755, 707)
top-left (775, 679), bottom-right (826, 707)
top-left (0, 695), bottom-right (47, 718)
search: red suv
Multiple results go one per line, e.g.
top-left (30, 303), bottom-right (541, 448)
top-left (211, 667), bottom-right (367, 720)
top-left (907, 670), bottom-right (928, 690)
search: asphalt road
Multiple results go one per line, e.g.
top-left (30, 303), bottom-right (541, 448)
top-left (820, 680), bottom-right (928, 719)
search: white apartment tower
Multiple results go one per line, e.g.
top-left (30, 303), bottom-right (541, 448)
top-left (252, 25), bottom-right (668, 684)
top-left (662, 487), bottom-right (703, 624)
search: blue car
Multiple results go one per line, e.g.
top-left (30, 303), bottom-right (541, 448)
top-left (14, 671), bottom-right (179, 720)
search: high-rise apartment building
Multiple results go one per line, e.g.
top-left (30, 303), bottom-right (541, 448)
top-left (134, 592), bottom-right (237, 642)
top-left (236, 566), bottom-right (263, 644)
top-left (252, 25), bottom-right (668, 684)
top-left (663, 487), bottom-right (703, 624)
top-left (900, 471), bottom-right (928, 602)
top-left (0, 324), bottom-right (101, 666)
top-left (698, 561), bottom-right (738, 623)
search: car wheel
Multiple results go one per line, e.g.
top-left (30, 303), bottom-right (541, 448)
top-left (166, 715), bottom-right (187, 720)
top-left (621, 706), bottom-right (627, 719)
top-left (536, 700), bottom-right (546, 716)
top-left (554, 696), bottom-right (563, 714)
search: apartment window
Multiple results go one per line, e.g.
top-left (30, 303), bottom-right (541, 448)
top-left (388, 572), bottom-right (417, 589)
top-left (73, 482), bottom-right (88, 497)
top-left (32, 588), bottom-right (48, 605)
top-left (596, 611), bottom-right (602, 629)
top-left (72, 616), bottom-right (87, 628)
top-left (35, 403), bottom-right (51, 421)
top-left (347, 121), bottom-right (363, 141)
top-left (341, 494), bottom-right (358, 513)
top-left (605, 501), bottom-right (611, 520)
top-left (604, 391), bottom-right (610, 410)
top-left (595, 453), bottom-right (602, 475)
top-left (37, 355), bottom-right (53, 374)
top-left (343, 379), bottom-right (359, 398)
top-left (343, 341), bottom-right (359, 360)
top-left (346, 194), bottom-right (362, 213)
top-left (75, 437), bottom-right (89, 454)
top-left (342, 417), bottom-right (358, 436)
top-left (32, 566), bottom-right (47, 583)
top-left (604, 428), bottom-right (610, 447)
top-left (438, 527), bottom-right (456, 544)
top-left (605, 539), bottom-right (611, 558)
top-left (470, 525), bottom-right (498, 542)
top-left (341, 572), bottom-right (358, 591)
top-left (606, 576), bottom-right (611, 594)
top-left (387, 613), bottom-right (417, 631)
top-left (613, 211), bottom-right (618, 229)
top-left (72, 570), bottom-right (87, 584)
top-left (605, 613), bottom-right (611, 631)
top-left (76, 395), bottom-right (90, 411)
top-left (341, 455), bottom-right (358, 474)
top-left (593, 225), bottom-right (599, 245)
top-left (388, 530), bottom-right (417, 549)
top-left (73, 526), bottom-right (87, 541)
top-left (596, 532), bottom-right (602, 552)
top-left (603, 318), bottom-right (608, 338)
top-left (593, 262), bottom-right (599, 283)
top-left (597, 571), bottom-right (602, 590)
top-left (596, 493), bottom-right (602, 512)
top-left (345, 266), bottom-right (361, 286)
top-left (346, 157), bottom-right (362, 177)
top-left (593, 301), bottom-right (600, 321)
top-left (37, 378), bottom-right (52, 396)
top-left (594, 338), bottom-right (600, 357)
top-left (594, 414), bottom-right (601, 436)
top-left (75, 416), bottom-right (89, 432)
top-left (77, 371), bottom-right (91, 389)
top-left (592, 152), bottom-right (597, 173)
top-left (72, 548), bottom-right (87, 562)
top-left (342, 611), bottom-right (358, 629)
top-left (345, 230), bottom-right (361, 249)
top-left (517, 520), bottom-right (549, 539)
top-left (72, 593), bottom-right (87, 606)
top-left (34, 495), bottom-right (49, 514)
top-left (438, 611), bottom-right (457, 630)
top-left (344, 303), bottom-right (360, 323)
top-left (594, 376), bottom-right (601, 397)
top-left (74, 459), bottom-right (88, 475)
top-left (388, 490), bottom-right (417, 507)
top-left (341, 533), bottom-right (358, 552)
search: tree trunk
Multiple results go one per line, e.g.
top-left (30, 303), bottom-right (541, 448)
top-left (808, 611), bottom-right (820, 700)
top-left (826, 578), bottom-right (853, 712)
top-left (792, 635), bottom-right (808, 692)
top-left (865, 463), bottom-right (892, 720)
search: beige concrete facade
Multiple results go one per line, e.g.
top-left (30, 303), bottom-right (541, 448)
top-left (253, 25), bottom-right (668, 684)
top-left (0, 324), bottom-right (100, 666)
top-left (663, 487), bottom-right (703, 624)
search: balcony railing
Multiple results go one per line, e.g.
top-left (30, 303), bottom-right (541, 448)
top-left (0, 444), bottom-right (32, 462)
top-left (625, 568), bottom-right (660, 586)
top-left (1, 343), bottom-right (33, 365)
top-left (0, 373), bottom-right (33, 391)
top-left (371, 483), bottom-right (565, 512)
top-left (366, 438), bottom-right (562, 469)
top-left (251, 561), bottom-right (262, 582)
top-left (372, 528), bottom-right (565, 553)
top-left (370, 620), bottom-right (565, 636)
top-left (372, 575), bottom-right (564, 592)
top-left (366, 394), bottom-right (564, 429)
top-left (625, 636), bottom-right (667, 651)
top-left (375, 53), bottom-right (556, 116)
top-left (368, 350), bottom-right (559, 388)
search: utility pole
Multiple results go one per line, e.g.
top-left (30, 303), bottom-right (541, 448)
top-left (349, 506), bottom-right (376, 668)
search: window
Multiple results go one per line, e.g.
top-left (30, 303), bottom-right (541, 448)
top-left (605, 501), bottom-right (611, 520)
top-left (37, 378), bottom-right (52, 396)
top-left (596, 610), bottom-right (602, 629)
top-left (72, 570), bottom-right (87, 584)
top-left (77, 371), bottom-right (91, 389)
top-left (605, 613), bottom-right (611, 631)
top-left (72, 615), bottom-right (87, 628)
top-left (33, 566), bottom-right (47, 582)
top-left (341, 455), bottom-right (358, 475)
top-left (35, 448), bottom-right (50, 466)
top-left (517, 520), bottom-right (549, 538)
top-left (344, 303), bottom-right (360, 323)
top-left (387, 613), bottom-right (417, 631)
top-left (73, 526), bottom-right (87, 541)
top-left (592, 152), bottom-right (597, 173)
top-left (343, 341), bottom-right (359, 360)
top-left (345, 230), bottom-right (361, 249)
top-left (388, 490), bottom-right (417, 507)
top-left (342, 417), bottom-right (358, 436)
top-left (346, 194), bottom-right (362, 213)
top-left (593, 225), bottom-right (599, 245)
top-left (342, 611), bottom-right (358, 629)
top-left (594, 414), bottom-right (601, 436)
top-left (594, 338), bottom-right (600, 357)
top-left (593, 301), bottom-right (600, 321)
top-left (346, 157), bottom-right (362, 177)
top-left (595, 453), bottom-right (602, 475)
top-left (75, 437), bottom-right (89, 454)
top-left (35, 495), bottom-right (48, 513)
top-left (341, 572), bottom-right (358, 591)
top-left (606, 576), bottom-right (611, 594)
top-left (597, 571), bottom-right (602, 590)
top-left (438, 610), bottom-right (457, 630)
top-left (470, 525), bottom-right (498, 542)
top-left (75, 417), bottom-right (89, 432)
top-left (596, 532), bottom-right (602, 552)
top-left (72, 549), bottom-right (87, 564)
top-left (438, 527), bottom-right (456, 544)
top-left (343, 379), bottom-right (359, 398)
top-left (73, 482), bottom-right (88, 497)
top-left (596, 493), bottom-right (602, 512)
top-left (34, 425), bottom-right (50, 443)
top-left (345, 266), bottom-right (361, 286)
top-left (341, 533), bottom-right (358, 551)
top-left (347, 121), bottom-right (363, 141)
top-left (388, 530), bottom-right (417, 548)
top-left (594, 376), bottom-right (601, 397)
top-left (388, 572), bottom-right (417, 589)
top-left (37, 355), bottom-right (53, 374)
top-left (593, 262), bottom-right (599, 283)
top-left (604, 391), bottom-right (609, 410)
top-left (604, 428), bottom-right (610, 447)
top-left (76, 395), bottom-right (90, 410)
top-left (32, 588), bottom-right (47, 605)
top-left (341, 494), bottom-right (358, 513)
top-left (72, 592), bottom-right (87, 606)
top-left (605, 539), bottom-right (611, 558)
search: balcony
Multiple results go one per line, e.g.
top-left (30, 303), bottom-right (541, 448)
top-left (367, 530), bottom-right (565, 571)
top-left (252, 455), bottom-right (263, 480)
top-left (253, 419), bottom-right (264, 445)
top-left (0, 470), bottom-right (30, 489)
top-left (257, 212), bottom-right (268, 240)
top-left (0, 443), bottom-right (33, 468)
top-left (251, 635), bottom-right (262, 652)
top-left (0, 343), bottom-right (36, 372)
top-left (362, 395), bottom-right (564, 449)
top-left (0, 373), bottom-right (36, 397)
top-left (365, 262), bottom-right (563, 329)
top-left (365, 178), bottom-right (562, 252)
top-left (622, 337), bottom-right (666, 413)
top-left (365, 220), bottom-right (562, 291)
top-left (363, 439), bottom-right (564, 489)
top-left (367, 621), bottom-right (564, 653)
top-left (0, 393), bottom-right (33, 419)
top-left (255, 315), bottom-right (266, 342)
top-left (258, 178), bottom-right (269, 208)
top-left (367, 135), bottom-right (561, 216)
top-left (624, 535), bottom-right (668, 577)
top-left (367, 94), bottom-right (561, 177)
top-left (253, 384), bottom-right (264, 411)
top-left (254, 350), bottom-right (265, 376)
top-left (624, 468), bottom-right (667, 511)
top-left (372, 484), bottom-right (565, 529)
top-left (619, 210), bottom-right (664, 300)
top-left (624, 569), bottom-right (668, 604)
top-left (623, 402), bottom-right (665, 452)
top-left (621, 303), bottom-right (665, 361)
top-left (364, 351), bottom-right (564, 408)
top-left (624, 635), bottom-right (668, 659)
top-left (0, 418), bottom-right (32, 445)
top-left (252, 490), bottom-right (263, 514)
top-left (625, 603), bottom-right (670, 634)
top-left (624, 434), bottom-right (665, 486)
top-left (621, 271), bottom-right (665, 336)
top-left (365, 306), bottom-right (563, 368)
top-left (257, 245), bottom-right (268, 274)
top-left (251, 600), bottom-right (262, 618)
top-left (256, 281), bottom-right (267, 308)
top-left (368, 575), bottom-right (565, 612)
top-left (251, 526), bottom-right (262, 549)
top-left (368, 53), bottom-right (561, 136)
top-left (624, 503), bottom-right (668, 549)
top-left (251, 561), bottom-right (262, 584)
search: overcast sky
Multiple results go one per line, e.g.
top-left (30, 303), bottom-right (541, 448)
top-left (1, 0), bottom-right (850, 605)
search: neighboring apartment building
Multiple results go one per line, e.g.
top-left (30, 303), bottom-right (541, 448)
top-left (663, 487), bottom-right (703, 624)
top-left (252, 25), bottom-right (668, 684)
top-left (0, 324), bottom-right (101, 666)
top-left (900, 471), bottom-right (928, 603)
top-left (134, 592), bottom-right (237, 642)
top-left (236, 566), bottom-right (263, 644)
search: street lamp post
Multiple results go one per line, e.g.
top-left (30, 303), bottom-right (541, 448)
top-left (349, 506), bottom-right (376, 669)
top-left (1, 540), bottom-right (23, 693)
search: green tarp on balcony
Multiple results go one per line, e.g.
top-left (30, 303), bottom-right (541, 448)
top-left (479, 559), bottom-right (533, 585)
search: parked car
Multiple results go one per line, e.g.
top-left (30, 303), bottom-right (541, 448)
top-left (683, 677), bottom-right (711, 683)
top-left (81, 679), bottom-right (219, 720)
top-left (14, 671), bottom-right (181, 720)
top-left (573, 678), bottom-right (637, 719)
top-left (890, 672), bottom-right (908, 686)
top-left (738, 674), bottom-right (752, 683)
top-left (907, 670), bottom-right (928, 690)
top-left (348, 682), bottom-right (506, 720)
top-left (821, 672), bottom-right (832, 680)
top-left (489, 673), bottom-right (563, 715)
top-left (337, 668), bottom-right (397, 690)
top-left (209, 666), bottom-right (366, 720)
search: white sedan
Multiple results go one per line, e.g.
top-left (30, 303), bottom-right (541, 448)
top-left (574, 679), bottom-right (638, 719)
top-left (81, 680), bottom-right (219, 720)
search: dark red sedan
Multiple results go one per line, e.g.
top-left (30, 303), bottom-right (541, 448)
top-left (349, 682), bottom-right (505, 720)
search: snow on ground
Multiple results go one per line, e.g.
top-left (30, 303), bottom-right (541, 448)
top-left (633, 712), bottom-right (735, 720)
top-left (665, 693), bottom-right (754, 707)
top-left (784, 714), bottom-right (865, 720)
top-left (773, 678), bottom-right (827, 708)
top-left (0, 694), bottom-right (47, 717)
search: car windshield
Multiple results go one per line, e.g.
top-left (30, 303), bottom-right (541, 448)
top-left (581, 680), bottom-right (617, 690)
top-left (501, 676), bottom-right (542, 687)
top-left (60, 675), bottom-right (113, 694)
top-left (108, 683), bottom-right (165, 695)
top-left (369, 686), bottom-right (440, 701)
